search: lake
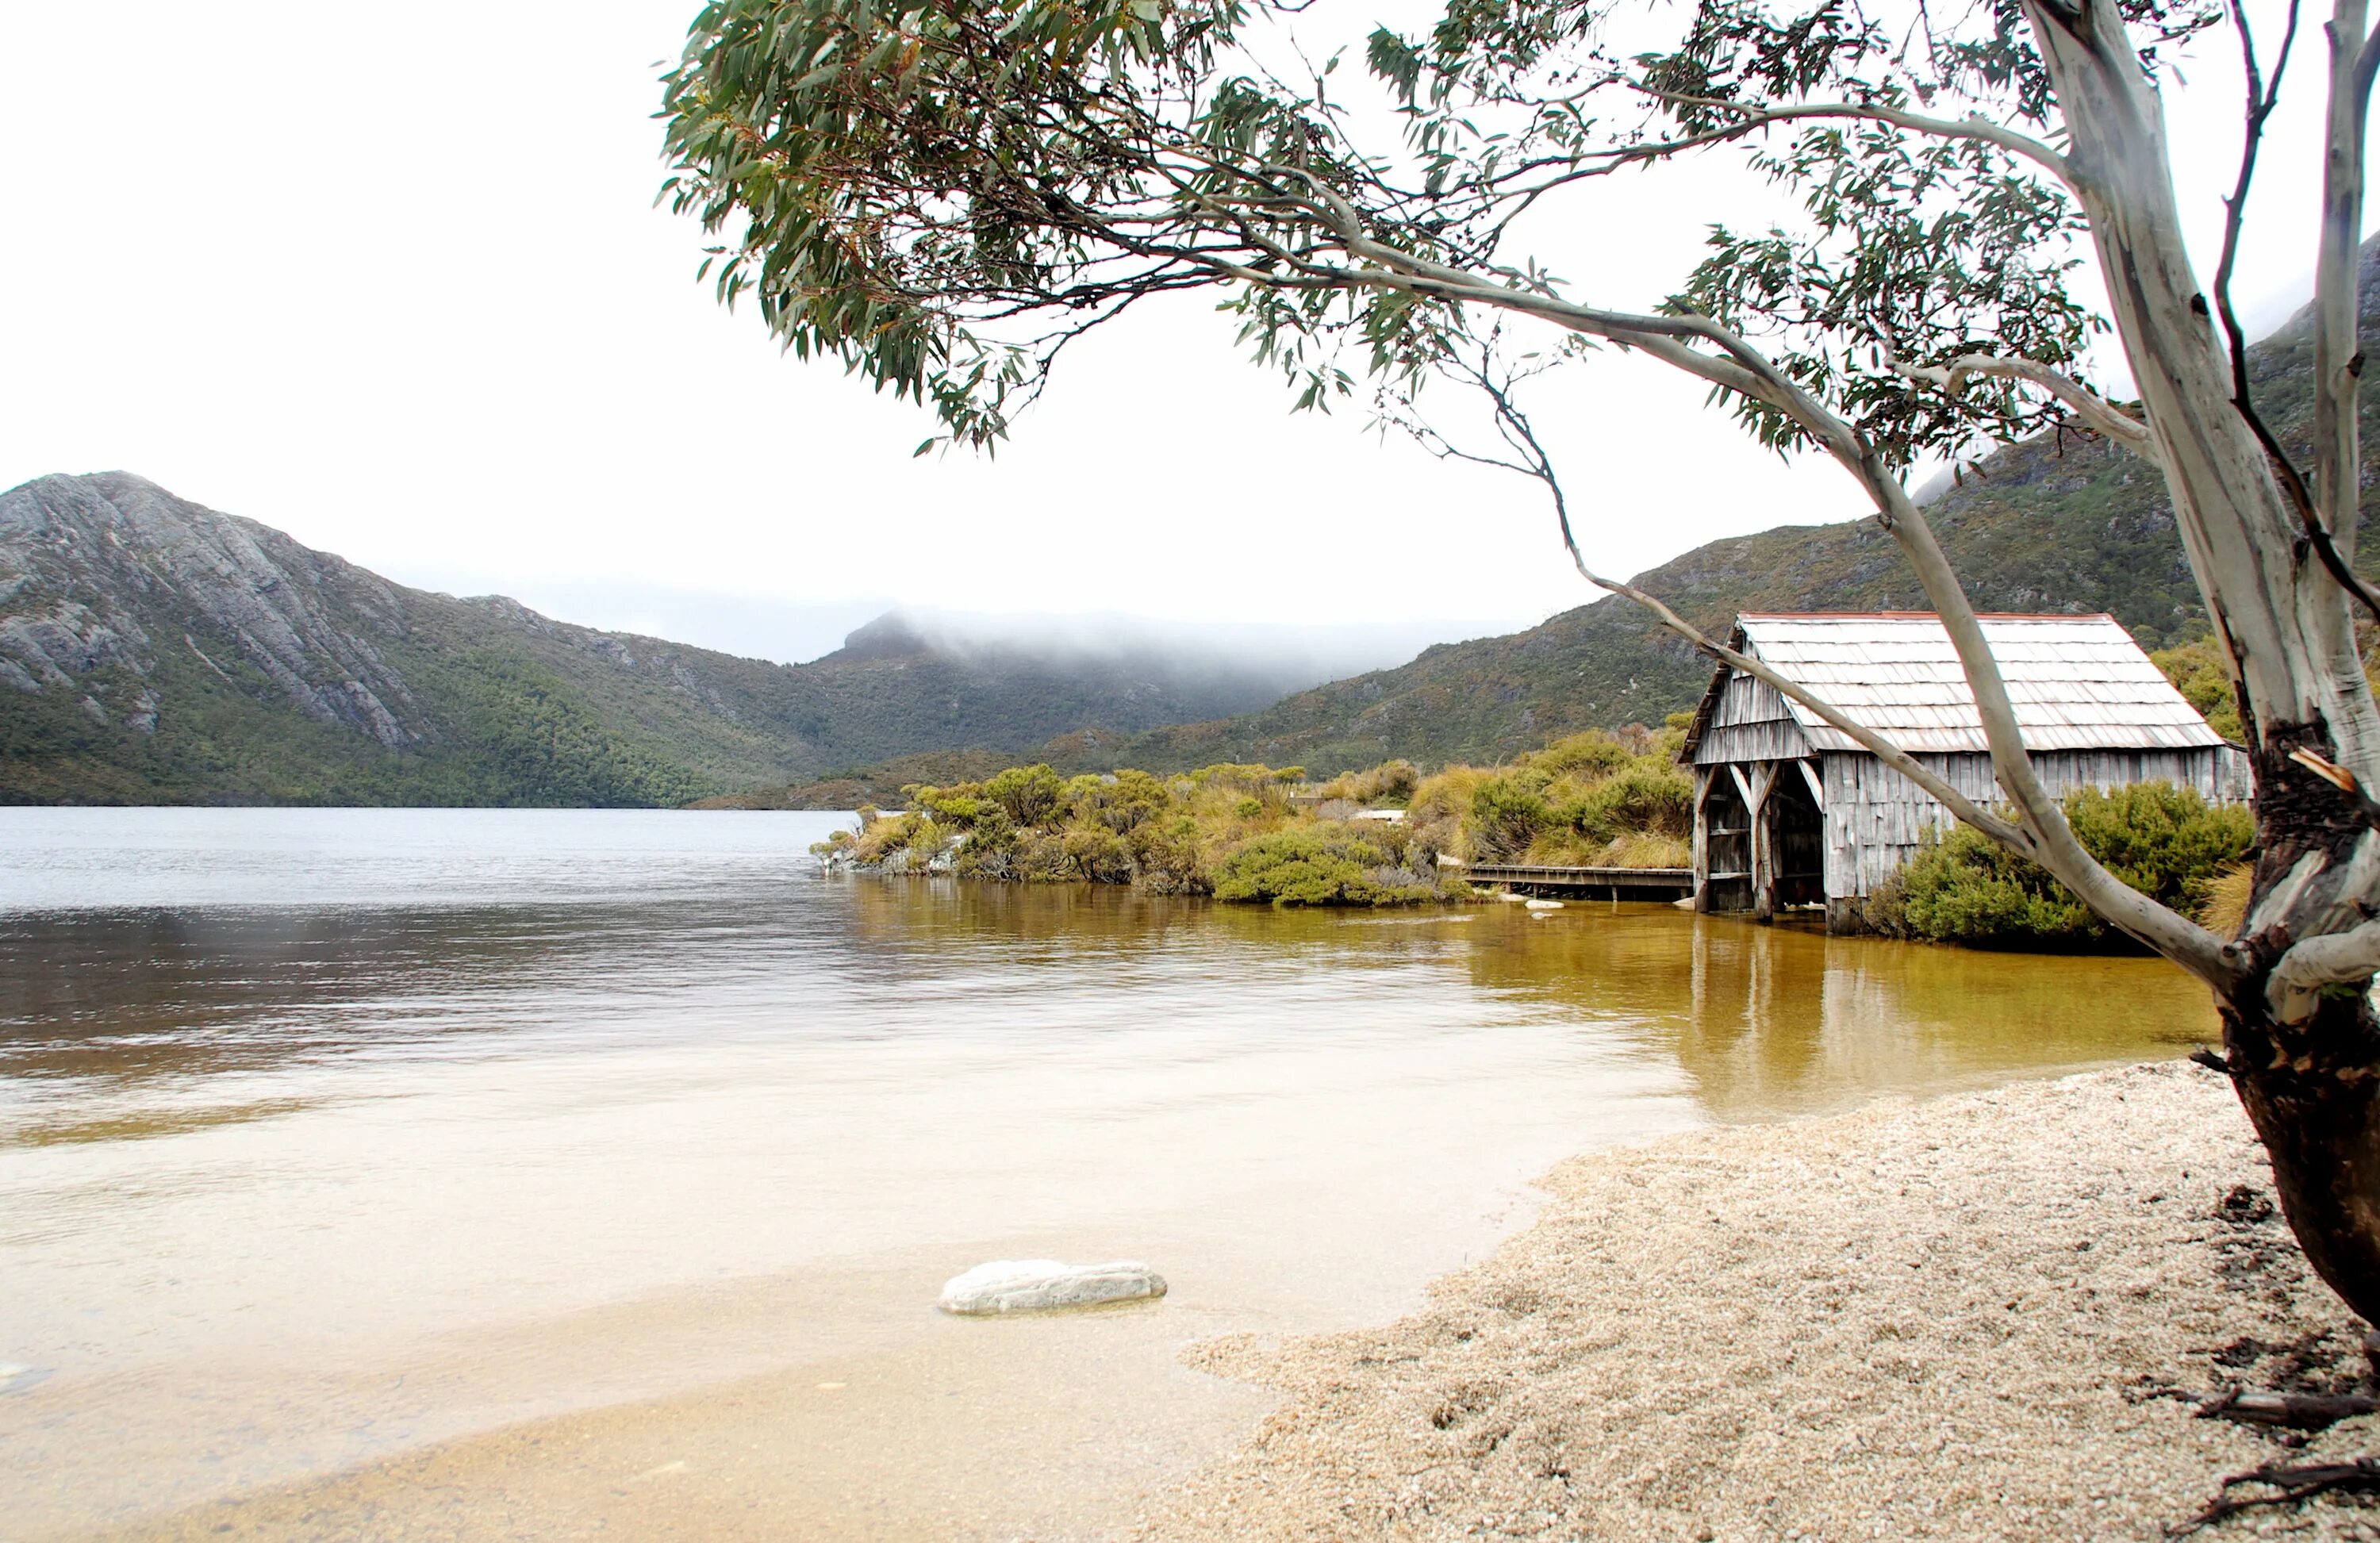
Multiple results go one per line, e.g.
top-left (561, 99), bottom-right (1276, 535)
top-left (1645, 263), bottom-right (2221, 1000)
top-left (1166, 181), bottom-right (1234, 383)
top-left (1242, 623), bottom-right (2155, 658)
top-left (0, 808), bottom-right (2221, 1541)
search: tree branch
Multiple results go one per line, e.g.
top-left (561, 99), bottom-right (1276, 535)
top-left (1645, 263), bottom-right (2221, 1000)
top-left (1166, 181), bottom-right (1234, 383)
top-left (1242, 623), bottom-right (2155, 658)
top-left (1897, 352), bottom-right (2155, 453)
top-left (2207, 0), bottom-right (2380, 629)
top-left (1329, 210), bottom-right (2236, 985)
top-left (1630, 87), bottom-right (2078, 190)
top-left (1435, 365), bottom-right (2043, 853)
top-left (2313, 0), bottom-right (2377, 572)
top-left (2269, 915), bottom-right (2380, 1022)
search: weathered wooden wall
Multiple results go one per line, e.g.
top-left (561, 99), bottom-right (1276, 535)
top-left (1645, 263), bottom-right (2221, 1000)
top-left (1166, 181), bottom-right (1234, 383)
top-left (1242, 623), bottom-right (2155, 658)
top-left (1815, 746), bottom-right (2247, 900)
top-left (1691, 673), bottom-right (1810, 766)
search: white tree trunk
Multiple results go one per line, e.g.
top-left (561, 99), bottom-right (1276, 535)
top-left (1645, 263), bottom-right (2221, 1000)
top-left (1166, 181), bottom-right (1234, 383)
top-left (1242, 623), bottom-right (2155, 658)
top-left (2026, 0), bottom-right (2380, 1317)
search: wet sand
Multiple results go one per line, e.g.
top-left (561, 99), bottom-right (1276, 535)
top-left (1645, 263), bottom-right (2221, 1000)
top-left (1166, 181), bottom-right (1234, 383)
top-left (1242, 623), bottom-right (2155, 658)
top-left (70, 1061), bottom-right (2379, 1543)
top-left (64, 1299), bottom-right (1270, 1542)
top-left (1134, 1061), bottom-right (2380, 1541)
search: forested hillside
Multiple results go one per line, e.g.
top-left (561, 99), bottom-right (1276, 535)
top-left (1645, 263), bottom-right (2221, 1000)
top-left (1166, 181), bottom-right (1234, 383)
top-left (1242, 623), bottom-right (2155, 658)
top-left (0, 474), bottom-right (1337, 804)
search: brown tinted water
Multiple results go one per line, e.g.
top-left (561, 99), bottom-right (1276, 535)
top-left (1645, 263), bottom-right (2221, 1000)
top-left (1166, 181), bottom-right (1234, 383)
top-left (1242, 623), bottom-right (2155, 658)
top-left (0, 810), bottom-right (2218, 1541)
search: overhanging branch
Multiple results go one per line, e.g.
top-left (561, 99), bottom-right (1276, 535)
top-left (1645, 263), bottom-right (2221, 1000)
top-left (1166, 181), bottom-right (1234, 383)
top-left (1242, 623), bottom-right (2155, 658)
top-left (1897, 353), bottom-right (2155, 454)
top-left (1630, 86), bottom-right (2079, 191)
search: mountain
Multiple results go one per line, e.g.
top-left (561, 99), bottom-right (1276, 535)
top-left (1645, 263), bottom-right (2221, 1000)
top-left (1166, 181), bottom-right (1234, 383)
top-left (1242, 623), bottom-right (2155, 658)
top-left (0, 474), bottom-right (1343, 804)
top-left (729, 240), bottom-right (2380, 803)
top-left (1090, 411), bottom-right (2212, 773)
top-left (22, 242), bottom-right (2376, 808)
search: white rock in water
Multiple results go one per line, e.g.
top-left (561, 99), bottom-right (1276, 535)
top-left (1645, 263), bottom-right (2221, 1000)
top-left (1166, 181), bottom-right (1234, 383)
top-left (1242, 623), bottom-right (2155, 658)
top-left (939, 1259), bottom-right (1167, 1315)
top-left (1525, 898), bottom-right (1564, 911)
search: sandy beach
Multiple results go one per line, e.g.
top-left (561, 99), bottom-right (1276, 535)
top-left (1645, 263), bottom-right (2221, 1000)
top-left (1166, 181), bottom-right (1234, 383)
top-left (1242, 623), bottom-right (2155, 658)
top-left (71, 1061), bottom-right (2378, 1543)
top-left (1135, 1061), bottom-right (2380, 1541)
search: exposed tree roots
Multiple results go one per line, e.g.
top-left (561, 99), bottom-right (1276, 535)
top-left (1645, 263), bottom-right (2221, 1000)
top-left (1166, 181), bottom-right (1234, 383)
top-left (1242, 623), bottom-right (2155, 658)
top-left (2194, 1388), bottom-right (2380, 1430)
top-left (2171, 1456), bottom-right (2380, 1535)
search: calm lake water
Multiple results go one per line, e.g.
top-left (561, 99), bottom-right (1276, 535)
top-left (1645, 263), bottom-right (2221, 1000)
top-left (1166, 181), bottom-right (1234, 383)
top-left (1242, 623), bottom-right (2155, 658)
top-left (0, 808), bottom-right (2221, 1541)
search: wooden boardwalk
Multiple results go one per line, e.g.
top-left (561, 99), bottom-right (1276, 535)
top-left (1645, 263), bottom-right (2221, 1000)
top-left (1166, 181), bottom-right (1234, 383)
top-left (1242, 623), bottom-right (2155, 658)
top-left (1463, 863), bottom-right (1693, 900)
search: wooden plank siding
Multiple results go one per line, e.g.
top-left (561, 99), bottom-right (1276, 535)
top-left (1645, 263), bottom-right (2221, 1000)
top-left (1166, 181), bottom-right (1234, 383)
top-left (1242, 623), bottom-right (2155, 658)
top-left (1691, 673), bottom-right (1810, 766)
top-left (1816, 746), bottom-right (2247, 900)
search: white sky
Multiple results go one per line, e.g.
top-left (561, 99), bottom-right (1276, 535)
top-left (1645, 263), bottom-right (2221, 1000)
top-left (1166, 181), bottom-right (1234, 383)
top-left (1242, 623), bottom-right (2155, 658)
top-left (0, 1), bottom-right (2355, 665)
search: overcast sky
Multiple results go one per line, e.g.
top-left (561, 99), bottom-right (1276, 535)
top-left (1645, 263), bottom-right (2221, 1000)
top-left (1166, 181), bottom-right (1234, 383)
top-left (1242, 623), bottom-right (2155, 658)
top-left (0, 1), bottom-right (2353, 664)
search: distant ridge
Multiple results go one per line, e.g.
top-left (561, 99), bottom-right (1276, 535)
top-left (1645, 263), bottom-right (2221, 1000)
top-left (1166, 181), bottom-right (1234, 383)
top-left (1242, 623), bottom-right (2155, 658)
top-left (1076, 240), bottom-right (2380, 771)
top-left (21, 242), bottom-right (2377, 807)
top-left (729, 238), bottom-right (2380, 803)
top-left (0, 474), bottom-right (1340, 804)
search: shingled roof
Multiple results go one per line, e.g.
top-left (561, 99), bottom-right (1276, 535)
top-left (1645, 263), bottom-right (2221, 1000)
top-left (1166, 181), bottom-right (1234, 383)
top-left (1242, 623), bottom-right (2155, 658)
top-left (1685, 612), bottom-right (2228, 757)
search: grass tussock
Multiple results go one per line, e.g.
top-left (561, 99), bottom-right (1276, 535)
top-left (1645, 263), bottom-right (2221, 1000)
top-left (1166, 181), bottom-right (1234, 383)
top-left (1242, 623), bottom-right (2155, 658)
top-left (2197, 861), bottom-right (2255, 938)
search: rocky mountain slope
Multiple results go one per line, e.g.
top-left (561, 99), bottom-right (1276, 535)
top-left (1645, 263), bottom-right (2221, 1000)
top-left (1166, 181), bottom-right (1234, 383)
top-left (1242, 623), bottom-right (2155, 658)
top-left (0, 474), bottom-right (1335, 804)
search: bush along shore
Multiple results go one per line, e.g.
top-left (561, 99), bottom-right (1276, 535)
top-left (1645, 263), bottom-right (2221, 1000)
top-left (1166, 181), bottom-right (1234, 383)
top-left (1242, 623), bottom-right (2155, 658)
top-left (808, 727), bottom-right (1693, 908)
top-left (1861, 781), bottom-right (2253, 949)
top-left (806, 717), bottom-right (2250, 945)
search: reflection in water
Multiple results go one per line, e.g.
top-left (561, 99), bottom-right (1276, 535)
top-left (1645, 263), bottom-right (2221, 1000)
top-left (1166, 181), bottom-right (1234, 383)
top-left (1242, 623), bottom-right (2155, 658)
top-left (0, 809), bottom-right (2217, 1542)
top-left (1461, 907), bottom-right (2214, 1118)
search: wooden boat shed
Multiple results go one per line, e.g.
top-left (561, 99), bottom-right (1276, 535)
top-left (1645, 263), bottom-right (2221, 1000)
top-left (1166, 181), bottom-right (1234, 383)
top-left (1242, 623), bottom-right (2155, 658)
top-left (1678, 613), bottom-right (2248, 931)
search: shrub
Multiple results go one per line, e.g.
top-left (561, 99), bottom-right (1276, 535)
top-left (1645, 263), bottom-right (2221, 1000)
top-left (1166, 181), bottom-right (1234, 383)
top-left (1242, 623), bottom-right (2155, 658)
top-left (812, 735), bottom-right (1682, 904)
top-left (984, 764), bottom-right (1065, 827)
top-left (2150, 635), bottom-right (2243, 743)
top-left (1525, 731), bottom-right (1634, 781)
top-left (910, 784), bottom-right (986, 823)
top-left (1562, 758), bottom-right (1693, 844)
top-left (1062, 826), bottom-right (1135, 884)
top-left (1866, 781), bottom-right (2253, 946)
top-left (1316, 759), bottom-right (1421, 806)
top-left (900, 816), bottom-right (952, 873)
top-left (1130, 814), bottom-right (1208, 893)
top-left (2063, 782), bottom-right (2255, 914)
top-left (951, 807), bottom-right (1020, 879)
top-left (1080, 769), bottom-right (1169, 833)
top-left (1191, 762), bottom-right (1303, 793)
top-left (1468, 773), bottom-right (1552, 861)
top-left (1210, 828), bottom-right (1437, 907)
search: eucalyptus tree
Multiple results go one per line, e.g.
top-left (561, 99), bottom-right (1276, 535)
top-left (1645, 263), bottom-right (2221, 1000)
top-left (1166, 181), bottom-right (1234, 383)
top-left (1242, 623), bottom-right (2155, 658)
top-left (662, 0), bottom-right (2380, 1315)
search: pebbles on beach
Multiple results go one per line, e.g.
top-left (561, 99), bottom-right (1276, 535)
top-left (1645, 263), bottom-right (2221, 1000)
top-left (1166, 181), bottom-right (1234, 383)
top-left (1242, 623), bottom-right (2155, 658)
top-left (1135, 1063), bottom-right (2380, 1541)
top-left (939, 1259), bottom-right (1168, 1315)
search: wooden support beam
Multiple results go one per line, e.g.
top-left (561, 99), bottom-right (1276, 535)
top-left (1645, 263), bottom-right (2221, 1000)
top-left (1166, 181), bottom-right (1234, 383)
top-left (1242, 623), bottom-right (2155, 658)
top-left (1691, 766), bottom-right (1711, 914)
top-left (1727, 762), bottom-right (1756, 811)
top-left (1749, 762), bottom-right (1779, 923)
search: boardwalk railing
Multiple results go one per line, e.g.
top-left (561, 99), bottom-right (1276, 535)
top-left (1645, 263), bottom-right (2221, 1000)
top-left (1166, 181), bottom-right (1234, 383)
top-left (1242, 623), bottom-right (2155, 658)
top-left (1462, 863), bottom-right (1693, 900)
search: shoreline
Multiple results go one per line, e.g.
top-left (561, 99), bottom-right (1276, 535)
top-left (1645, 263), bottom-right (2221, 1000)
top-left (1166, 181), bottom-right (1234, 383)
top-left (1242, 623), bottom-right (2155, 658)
top-left (40, 1053), bottom-right (2300, 1542)
top-left (1130, 1060), bottom-right (2378, 1541)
